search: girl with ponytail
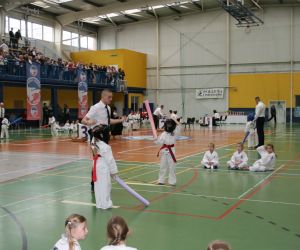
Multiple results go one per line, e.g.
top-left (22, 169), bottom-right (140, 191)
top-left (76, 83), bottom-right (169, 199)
top-left (101, 216), bottom-right (137, 250)
top-left (53, 214), bottom-right (88, 250)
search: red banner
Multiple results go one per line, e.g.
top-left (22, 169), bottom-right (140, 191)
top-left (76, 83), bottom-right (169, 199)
top-left (78, 70), bottom-right (88, 119)
top-left (26, 62), bottom-right (41, 120)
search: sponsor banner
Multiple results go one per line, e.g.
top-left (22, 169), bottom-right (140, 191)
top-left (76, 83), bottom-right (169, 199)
top-left (78, 70), bottom-right (88, 119)
top-left (26, 62), bottom-right (41, 120)
top-left (196, 88), bottom-right (224, 99)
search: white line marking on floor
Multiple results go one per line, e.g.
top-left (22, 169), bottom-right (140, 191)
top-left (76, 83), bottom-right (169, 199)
top-left (61, 200), bottom-right (120, 208)
top-left (237, 164), bottom-right (286, 199)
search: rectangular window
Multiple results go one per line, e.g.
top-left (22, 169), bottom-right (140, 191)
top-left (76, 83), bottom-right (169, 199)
top-left (5, 16), bottom-right (9, 33)
top-left (43, 26), bottom-right (53, 42)
top-left (9, 18), bottom-right (21, 32)
top-left (27, 22), bottom-right (32, 38)
top-left (32, 23), bottom-right (43, 40)
top-left (87, 37), bottom-right (96, 50)
top-left (80, 36), bottom-right (88, 48)
top-left (62, 30), bottom-right (71, 40)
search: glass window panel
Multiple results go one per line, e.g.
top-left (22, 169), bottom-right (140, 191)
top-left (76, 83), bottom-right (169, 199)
top-left (32, 23), bottom-right (43, 40)
top-left (80, 36), bottom-right (88, 48)
top-left (87, 37), bottom-right (96, 50)
top-left (9, 18), bottom-right (21, 32)
top-left (71, 32), bottom-right (78, 39)
top-left (21, 20), bottom-right (26, 36)
top-left (62, 31), bottom-right (71, 40)
top-left (43, 26), bottom-right (53, 42)
top-left (63, 40), bottom-right (71, 46)
top-left (5, 16), bottom-right (9, 33)
top-left (71, 38), bottom-right (78, 47)
top-left (27, 22), bottom-right (32, 38)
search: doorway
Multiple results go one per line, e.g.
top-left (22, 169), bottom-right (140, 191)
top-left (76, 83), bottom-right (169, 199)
top-left (269, 100), bottom-right (286, 124)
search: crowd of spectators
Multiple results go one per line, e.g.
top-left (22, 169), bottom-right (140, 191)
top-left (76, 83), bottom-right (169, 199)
top-left (0, 38), bottom-right (126, 85)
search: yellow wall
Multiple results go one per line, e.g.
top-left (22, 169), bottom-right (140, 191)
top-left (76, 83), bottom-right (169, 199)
top-left (229, 73), bottom-right (300, 108)
top-left (70, 49), bottom-right (147, 89)
top-left (41, 89), bottom-right (51, 103)
top-left (57, 89), bottom-right (93, 108)
top-left (123, 50), bottom-right (146, 89)
top-left (3, 86), bottom-right (26, 108)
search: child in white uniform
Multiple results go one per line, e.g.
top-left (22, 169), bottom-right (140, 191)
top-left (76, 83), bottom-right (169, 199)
top-left (227, 143), bottom-right (248, 170)
top-left (49, 115), bottom-right (58, 136)
top-left (91, 125), bottom-right (118, 209)
top-left (53, 214), bottom-right (88, 250)
top-left (201, 143), bottom-right (219, 169)
top-left (0, 116), bottom-right (10, 139)
top-left (100, 216), bottom-right (137, 250)
top-left (245, 114), bottom-right (257, 149)
top-left (156, 119), bottom-right (180, 186)
top-left (247, 144), bottom-right (276, 172)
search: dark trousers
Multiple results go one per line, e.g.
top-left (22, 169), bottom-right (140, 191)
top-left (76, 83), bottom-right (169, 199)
top-left (268, 114), bottom-right (277, 123)
top-left (0, 118), bottom-right (2, 134)
top-left (153, 115), bottom-right (159, 129)
top-left (256, 117), bottom-right (265, 146)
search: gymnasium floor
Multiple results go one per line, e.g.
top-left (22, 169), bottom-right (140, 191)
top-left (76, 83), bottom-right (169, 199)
top-left (0, 124), bottom-right (299, 250)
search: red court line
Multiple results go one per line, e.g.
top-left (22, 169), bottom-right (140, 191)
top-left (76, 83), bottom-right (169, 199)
top-left (132, 169), bottom-right (199, 210)
top-left (217, 176), bottom-right (274, 220)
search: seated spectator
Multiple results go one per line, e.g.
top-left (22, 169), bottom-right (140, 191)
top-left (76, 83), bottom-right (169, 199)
top-left (212, 110), bottom-right (220, 126)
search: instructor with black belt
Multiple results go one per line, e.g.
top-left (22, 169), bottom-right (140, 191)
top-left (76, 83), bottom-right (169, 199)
top-left (254, 96), bottom-right (266, 148)
top-left (82, 89), bottom-right (124, 191)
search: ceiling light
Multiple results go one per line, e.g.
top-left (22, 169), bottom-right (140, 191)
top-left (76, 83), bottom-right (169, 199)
top-left (152, 5), bottom-right (164, 9)
top-left (32, 1), bottom-right (50, 8)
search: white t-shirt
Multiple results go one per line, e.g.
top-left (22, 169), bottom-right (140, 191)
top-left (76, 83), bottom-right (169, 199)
top-left (85, 101), bottom-right (111, 127)
top-left (53, 234), bottom-right (81, 250)
top-left (153, 107), bottom-right (164, 117)
top-left (100, 244), bottom-right (137, 250)
top-left (255, 101), bottom-right (266, 119)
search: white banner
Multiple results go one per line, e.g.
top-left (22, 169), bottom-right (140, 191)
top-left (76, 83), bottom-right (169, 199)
top-left (196, 88), bottom-right (224, 99)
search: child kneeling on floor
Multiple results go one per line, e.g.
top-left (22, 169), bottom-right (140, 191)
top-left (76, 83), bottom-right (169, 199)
top-left (156, 119), bottom-right (180, 186)
top-left (227, 143), bottom-right (248, 170)
top-left (244, 144), bottom-right (276, 172)
top-left (101, 216), bottom-right (137, 250)
top-left (53, 214), bottom-right (88, 250)
top-left (91, 125), bottom-right (118, 209)
top-left (201, 143), bottom-right (219, 169)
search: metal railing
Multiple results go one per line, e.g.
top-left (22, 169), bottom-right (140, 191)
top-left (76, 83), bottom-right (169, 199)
top-left (0, 61), bottom-right (127, 88)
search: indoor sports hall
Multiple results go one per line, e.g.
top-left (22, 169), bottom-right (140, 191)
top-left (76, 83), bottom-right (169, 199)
top-left (0, 1), bottom-right (300, 250)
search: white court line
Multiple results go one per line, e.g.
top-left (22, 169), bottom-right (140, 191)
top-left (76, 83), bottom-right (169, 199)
top-left (118, 145), bottom-right (157, 154)
top-left (0, 188), bottom-right (89, 219)
top-left (111, 187), bottom-right (300, 207)
top-left (1, 183), bottom-right (89, 208)
top-left (0, 159), bottom-right (80, 177)
top-left (61, 200), bottom-right (120, 208)
top-left (9, 139), bottom-right (72, 146)
top-left (237, 164), bottom-right (286, 199)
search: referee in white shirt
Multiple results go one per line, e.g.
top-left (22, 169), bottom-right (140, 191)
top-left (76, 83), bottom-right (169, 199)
top-left (153, 105), bottom-right (164, 129)
top-left (254, 96), bottom-right (266, 148)
top-left (0, 102), bottom-right (5, 135)
top-left (82, 89), bottom-right (124, 144)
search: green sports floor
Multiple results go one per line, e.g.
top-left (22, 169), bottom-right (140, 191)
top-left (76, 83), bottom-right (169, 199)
top-left (0, 125), bottom-right (300, 250)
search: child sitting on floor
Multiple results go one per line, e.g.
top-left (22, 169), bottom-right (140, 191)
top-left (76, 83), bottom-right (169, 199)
top-left (227, 142), bottom-right (248, 170)
top-left (91, 125), bottom-right (118, 209)
top-left (100, 216), bottom-right (137, 250)
top-left (201, 143), bottom-right (219, 169)
top-left (53, 214), bottom-right (88, 250)
top-left (244, 144), bottom-right (276, 172)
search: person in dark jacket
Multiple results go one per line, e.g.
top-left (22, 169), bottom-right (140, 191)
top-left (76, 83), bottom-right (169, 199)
top-left (9, 28), bottom-right (14, 48)
top-left (15, 29), bottom-right (22, 49)
top-left (268, 105), bottom-right (277, 124)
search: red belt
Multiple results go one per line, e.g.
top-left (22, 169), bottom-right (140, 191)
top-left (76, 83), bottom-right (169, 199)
top-left (92, 154), bottom-right (100, 182)
top-left (157, 144), bottom-right (176, 163)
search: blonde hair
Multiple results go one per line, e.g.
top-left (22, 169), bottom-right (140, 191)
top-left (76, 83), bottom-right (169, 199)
top-left (65, 214), bottom-right (86, 250)
top-left (209, 143), bottom-right (215, 148)
top-left (237, 142), bottom-right (244, 149)
top-left (207, 240), bottom-right (231, 250)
